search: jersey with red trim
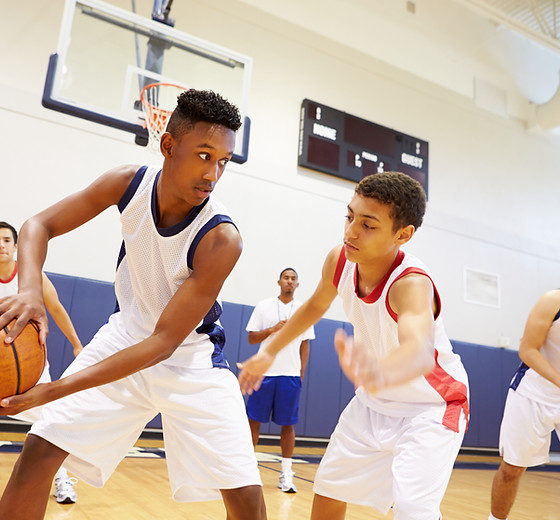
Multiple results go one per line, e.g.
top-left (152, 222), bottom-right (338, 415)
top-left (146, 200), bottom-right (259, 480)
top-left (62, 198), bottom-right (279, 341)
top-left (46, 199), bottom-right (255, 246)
top-left (114, 165), bottom-right (235, 370)
top-left (510, 307), bottom-right (560, 406)
top-left (334, 247), bottom-right (469, 432)
top-left (0, 263), bottom-right (18, 298)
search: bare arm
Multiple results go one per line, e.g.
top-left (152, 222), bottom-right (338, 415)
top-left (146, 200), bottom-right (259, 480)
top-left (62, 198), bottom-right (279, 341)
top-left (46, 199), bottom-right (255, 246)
top-left (247, 320), bottom-right (286, 345)
top-left (335, 273), bottom-right (436, 394)
top-left (42, 273), bottom-right (83, 356)
top-left (238, 245), bottom-right (340, 394)
top-left (0, 165), bottom-right (140, 345)
top-left (0, 222), bottom-right (242, 414)
top-left (518, 290), bottom-right (560, 388)
top-left (300, 339), bottom-right (310, 380)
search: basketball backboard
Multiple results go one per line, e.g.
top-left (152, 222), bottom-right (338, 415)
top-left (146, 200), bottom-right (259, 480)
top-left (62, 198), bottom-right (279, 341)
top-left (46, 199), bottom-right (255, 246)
top-left (43, 0), bottom-right (252, 163)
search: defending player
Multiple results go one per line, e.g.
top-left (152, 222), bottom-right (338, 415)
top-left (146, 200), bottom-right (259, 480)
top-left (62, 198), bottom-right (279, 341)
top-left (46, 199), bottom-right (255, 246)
top-left (238, 172), bottom-right (469, 519)
top-left (0, 90), bottom-right (266, 520)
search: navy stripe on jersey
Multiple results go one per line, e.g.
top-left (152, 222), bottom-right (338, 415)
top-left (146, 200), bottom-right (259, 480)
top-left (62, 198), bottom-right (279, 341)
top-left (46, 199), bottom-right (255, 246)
top-left (186, 214), bottom-right (236, 270)
top-left (149, 171), bottom-right (209, 236)
top-left (118, 166), bottom-right (148, 213)
top-left (114, 241), bottom-right (127, 314)
top-left (510, 362), bottom-right (530, 390)
top-left (554, 308), bottom-right (560, 322)
top-left (195, 301), bottom-right (229, 368)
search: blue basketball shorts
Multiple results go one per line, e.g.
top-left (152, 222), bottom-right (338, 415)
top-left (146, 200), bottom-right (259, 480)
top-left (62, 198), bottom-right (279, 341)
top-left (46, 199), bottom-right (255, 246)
top-left (246, 375), bottom-right (302, 426)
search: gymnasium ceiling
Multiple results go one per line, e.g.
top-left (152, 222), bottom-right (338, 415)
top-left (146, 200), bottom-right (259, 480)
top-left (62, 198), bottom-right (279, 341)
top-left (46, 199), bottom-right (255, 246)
top-left (239, 0), bottom-right (560, 131)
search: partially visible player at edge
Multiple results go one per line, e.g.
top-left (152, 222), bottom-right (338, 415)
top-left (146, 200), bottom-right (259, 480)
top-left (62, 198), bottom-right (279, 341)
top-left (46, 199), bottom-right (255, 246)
top-left (238, 172), bottom-right (469, 520)
top-left (0, 221), bottom-right (82, 504)
top-left (0, 90), bottom-right (266, 520)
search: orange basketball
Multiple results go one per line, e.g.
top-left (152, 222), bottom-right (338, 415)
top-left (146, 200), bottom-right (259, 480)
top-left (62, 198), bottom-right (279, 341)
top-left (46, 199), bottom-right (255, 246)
top-left (0, 320), bottom-right (46, 400)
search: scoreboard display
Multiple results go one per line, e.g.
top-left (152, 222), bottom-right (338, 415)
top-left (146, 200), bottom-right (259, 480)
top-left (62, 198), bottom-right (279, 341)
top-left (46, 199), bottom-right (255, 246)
top-left (298, 99), bottom-right (429, 196)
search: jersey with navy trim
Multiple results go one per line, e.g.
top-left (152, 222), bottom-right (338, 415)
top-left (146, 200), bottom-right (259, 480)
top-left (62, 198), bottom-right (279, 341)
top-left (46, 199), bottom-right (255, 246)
top-left (114, 165), bottom-right (234, 369)
top-left (334, 247), bottom-right (469, 432)
top-left (510, 307), bottom-right (560, 406)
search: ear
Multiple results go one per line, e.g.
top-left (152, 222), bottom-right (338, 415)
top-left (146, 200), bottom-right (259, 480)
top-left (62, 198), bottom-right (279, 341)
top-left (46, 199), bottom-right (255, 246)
top-left (160, 132), bottom-right (174, 158)
top-left (395, 225), bottom-right (415, 245)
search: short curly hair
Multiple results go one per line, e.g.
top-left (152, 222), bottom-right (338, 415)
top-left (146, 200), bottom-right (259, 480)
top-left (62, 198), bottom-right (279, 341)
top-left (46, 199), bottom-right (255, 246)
top-left (166, 89), bottom-right (242, 139)
top-left (355, 172), bottom-right (426, 231)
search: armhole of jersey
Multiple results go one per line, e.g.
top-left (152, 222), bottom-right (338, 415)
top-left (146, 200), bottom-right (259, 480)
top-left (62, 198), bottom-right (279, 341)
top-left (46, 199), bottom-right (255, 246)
top-left (333, 247), bottom-right (346, 289)
top-left (186, 215), bottom-right (236, 270)
top-left (554, 308), bottom-right (560, 322)
top-left (117, 165), bottom-right (148, 213)
top-left (385, 267), bottom-right (441, 322)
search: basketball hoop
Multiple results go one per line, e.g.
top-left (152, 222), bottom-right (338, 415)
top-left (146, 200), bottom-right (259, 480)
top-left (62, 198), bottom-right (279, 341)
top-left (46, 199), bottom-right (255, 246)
top-left (140, 82), bottom-right (187, 152)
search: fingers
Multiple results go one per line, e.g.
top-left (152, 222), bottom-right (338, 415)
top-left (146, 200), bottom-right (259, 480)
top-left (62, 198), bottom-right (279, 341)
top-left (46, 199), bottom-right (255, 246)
top-left (236, 362), bottom-right (264, 395)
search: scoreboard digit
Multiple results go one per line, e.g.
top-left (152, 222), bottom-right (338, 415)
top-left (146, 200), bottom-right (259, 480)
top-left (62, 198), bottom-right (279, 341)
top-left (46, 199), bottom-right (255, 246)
top-left (298, 99), bottom-right (429, 196)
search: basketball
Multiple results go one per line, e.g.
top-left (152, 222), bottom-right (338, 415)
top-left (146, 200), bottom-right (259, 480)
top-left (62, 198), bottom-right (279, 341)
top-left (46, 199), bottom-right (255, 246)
top-left (0, 320), bottom-right (46, 400)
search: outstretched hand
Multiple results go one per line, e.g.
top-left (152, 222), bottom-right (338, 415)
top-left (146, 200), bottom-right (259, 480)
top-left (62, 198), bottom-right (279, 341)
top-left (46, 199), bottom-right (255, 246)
top-left (0, 383), bottom-right (51, 416)
top-left (334, 328), bottom-right (385, 394)
top-left (0, 290), bottom-right (48, 346)
top-left (237, 351), bottom-right (275, 395)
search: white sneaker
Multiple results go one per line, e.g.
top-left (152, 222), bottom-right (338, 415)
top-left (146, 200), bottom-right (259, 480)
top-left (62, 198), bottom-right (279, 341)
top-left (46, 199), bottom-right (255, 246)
top-left (53, 476), bottom-right (78, 504)
top-left (278, 470), bottom-right (297, 493)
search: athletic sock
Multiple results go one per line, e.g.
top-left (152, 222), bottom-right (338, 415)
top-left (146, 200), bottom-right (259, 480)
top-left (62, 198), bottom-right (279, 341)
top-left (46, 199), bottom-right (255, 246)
top-left (281, 457), bottom-right (292, 474)
top-left (55, 467), bottom-right (69, 480)
top-left (488, 514), bottom-right (507, 520)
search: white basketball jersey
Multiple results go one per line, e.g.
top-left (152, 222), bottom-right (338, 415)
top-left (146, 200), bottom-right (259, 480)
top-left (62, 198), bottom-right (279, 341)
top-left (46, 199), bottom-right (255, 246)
top-left (0, 264), bottom-right (17, 298)
top-left (334, 247), bottom-right (469, 433)
top-left (115, 165), bottom-right (235, 369)
top-left (511, 307), bottom-right (560, 406)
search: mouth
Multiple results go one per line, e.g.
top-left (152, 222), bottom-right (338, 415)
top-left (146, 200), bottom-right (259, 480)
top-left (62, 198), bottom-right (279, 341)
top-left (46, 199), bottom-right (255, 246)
top-left (344, 241), bottom-right (358, 252)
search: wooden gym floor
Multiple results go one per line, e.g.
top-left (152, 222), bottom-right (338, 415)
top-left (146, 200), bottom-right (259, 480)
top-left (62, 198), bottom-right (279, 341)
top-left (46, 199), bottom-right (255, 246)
top-left (0, 432), bottom-right (559, 519)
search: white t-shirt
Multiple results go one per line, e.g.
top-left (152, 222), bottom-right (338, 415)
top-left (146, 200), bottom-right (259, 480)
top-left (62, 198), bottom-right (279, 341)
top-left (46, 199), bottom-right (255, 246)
top-left (246, 297), bottom-right (315, 377)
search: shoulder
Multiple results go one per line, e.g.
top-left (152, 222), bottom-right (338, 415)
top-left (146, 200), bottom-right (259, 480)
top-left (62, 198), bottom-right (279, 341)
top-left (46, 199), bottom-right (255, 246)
top-left (532, 290), bottom-right (560, 319)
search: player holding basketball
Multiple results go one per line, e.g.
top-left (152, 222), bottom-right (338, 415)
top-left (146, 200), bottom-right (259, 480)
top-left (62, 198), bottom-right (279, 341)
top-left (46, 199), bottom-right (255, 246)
top-left (488, 289), bottom-right (560, 520)
top-left (0, 90), bottom-right (266, 520)
top-left (239, 172), bottom-right (469, 520)
top-left (245, 267), bottom-right (314, 493)
top-left (0, 221), bottom-right (82, 504)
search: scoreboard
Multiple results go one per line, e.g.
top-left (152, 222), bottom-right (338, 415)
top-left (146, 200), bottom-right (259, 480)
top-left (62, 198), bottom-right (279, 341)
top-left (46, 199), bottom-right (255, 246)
top-left (297, 99), bottom-right (429, 196)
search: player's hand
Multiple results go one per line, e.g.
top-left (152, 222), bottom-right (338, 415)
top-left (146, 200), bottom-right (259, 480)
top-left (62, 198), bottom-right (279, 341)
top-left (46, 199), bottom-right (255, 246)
top-left (334, 328), bottom-right (385, 394)
top-left (237, 351), bottom-right (276, 395)
top-left (270, 320), bottom-right (287, 333)
top-left (0, 290), bottom-right (49, 346)
top-left (0, 383), bottom-right (50, 415)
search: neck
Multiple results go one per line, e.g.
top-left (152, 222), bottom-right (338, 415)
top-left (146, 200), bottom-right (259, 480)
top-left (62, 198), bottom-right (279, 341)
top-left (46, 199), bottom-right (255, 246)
top-left (356, 250), bottom-right (400, 297)
top-left (278, 294), bottom-right (294, 304)
top-left (0, 260), bottom-right (16, 281)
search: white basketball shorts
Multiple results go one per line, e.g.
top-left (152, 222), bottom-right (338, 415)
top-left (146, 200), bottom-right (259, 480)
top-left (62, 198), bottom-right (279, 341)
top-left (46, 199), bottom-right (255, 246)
top-left (314, 396), bottom-right (465, 520)
top-left (30, 316), bottom-right (262, 502)
top-left (499, 388), bottom-right (560, 467)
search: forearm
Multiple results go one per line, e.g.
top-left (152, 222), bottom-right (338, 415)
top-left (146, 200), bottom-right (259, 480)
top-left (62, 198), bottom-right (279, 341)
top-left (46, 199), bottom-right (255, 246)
top-left (17, 219), bottom-right (50, 294)
top-left (248, 328), bottom-right (275, 345)
top-left (378, 339), bottom-right (435, 387)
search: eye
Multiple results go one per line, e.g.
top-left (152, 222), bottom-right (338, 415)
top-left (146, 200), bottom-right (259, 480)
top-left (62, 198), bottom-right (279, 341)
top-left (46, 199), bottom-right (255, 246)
top-left (199, 152), bottom-right (210, 161)
top-left (218, 158), bottom-right (229, 166)
top-left (345, 214), bottom-right (353, 222)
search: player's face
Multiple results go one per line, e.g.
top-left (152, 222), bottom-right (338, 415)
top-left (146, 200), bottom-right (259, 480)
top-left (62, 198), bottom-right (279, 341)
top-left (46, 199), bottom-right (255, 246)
top-left (343, 193), bottom-right (408, 264)
top-left (164, 121), bottom-right (236, 208)
top-left (278, 270), bottom-right (299, 295)
top-left (0, 229), bottom-right (16, 264)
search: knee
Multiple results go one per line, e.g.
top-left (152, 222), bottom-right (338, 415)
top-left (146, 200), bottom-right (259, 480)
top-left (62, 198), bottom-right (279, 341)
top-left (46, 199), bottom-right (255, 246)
top-left (19, 435), bottom-right (68, 472)
top-left (498, 461), bottom-right (526, 482)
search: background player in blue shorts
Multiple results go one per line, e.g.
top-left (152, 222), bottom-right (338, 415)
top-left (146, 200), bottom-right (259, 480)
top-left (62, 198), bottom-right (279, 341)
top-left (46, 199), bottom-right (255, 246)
top-left (0, 90), bottom-right (266, 520)
top-left (245, 267), bottom-right (314, 493)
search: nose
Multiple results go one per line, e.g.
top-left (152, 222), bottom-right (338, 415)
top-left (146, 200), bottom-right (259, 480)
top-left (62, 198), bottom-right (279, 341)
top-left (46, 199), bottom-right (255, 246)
top-left (345, 220), bottom-right (358, 239)
top-left (203, 162), bottom-right (220, 182)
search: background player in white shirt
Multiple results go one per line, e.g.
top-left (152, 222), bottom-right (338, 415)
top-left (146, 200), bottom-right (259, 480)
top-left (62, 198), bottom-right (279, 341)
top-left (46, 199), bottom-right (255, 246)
top-left (245, 267), bottom-right (315, 493)
top-left (239, 172), bottom-right (469, 520)
top-left (489, 289), bottom-right (560, 520)
top-left (0, 90), bottom-right (265, 520)
top-left (0, 221), bottom-right (82, 504)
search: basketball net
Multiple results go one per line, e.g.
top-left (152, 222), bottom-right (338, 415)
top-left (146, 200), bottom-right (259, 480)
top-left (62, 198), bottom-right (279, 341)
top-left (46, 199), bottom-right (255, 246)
top-left (140, 82), bottom-right (187, 153)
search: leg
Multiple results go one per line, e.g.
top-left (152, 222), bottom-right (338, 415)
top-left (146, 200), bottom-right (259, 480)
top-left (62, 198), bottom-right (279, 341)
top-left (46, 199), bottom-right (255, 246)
top-left (490, 461), bottom-right (526, 519)
top-left (0, 434), bottom-right (69, 520)
top-left (280, 424), bottom-right (295, 459)
top-left (221, 485), bottom-right (267, 520)
top-left (249, 418), bottom-right (261, 447)
top-left (310, 493), bottom-right (347, 520)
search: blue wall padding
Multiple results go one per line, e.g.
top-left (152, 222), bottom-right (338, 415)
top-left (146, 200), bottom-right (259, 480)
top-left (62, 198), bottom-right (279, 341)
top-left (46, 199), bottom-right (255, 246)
top-left (25, 272), bottom-right (558, 451)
